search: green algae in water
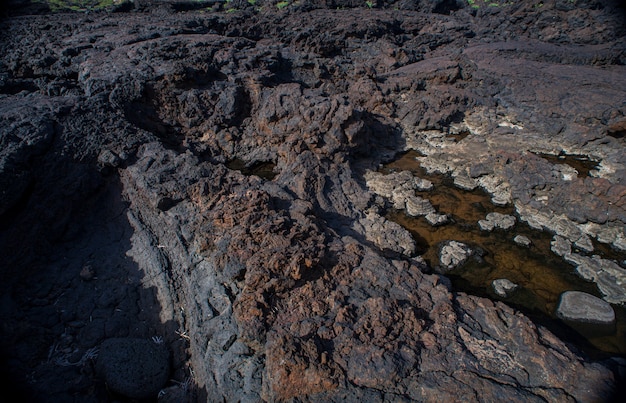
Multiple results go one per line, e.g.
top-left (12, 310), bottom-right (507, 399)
top-left (382, 151), bottom-right (626, 357)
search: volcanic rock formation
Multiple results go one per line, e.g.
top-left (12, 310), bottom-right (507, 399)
top-left (1, 1), bottom-right (626, 402)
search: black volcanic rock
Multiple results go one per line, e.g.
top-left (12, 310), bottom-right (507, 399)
top-left (96, 337), bottom-right (170, 400)
top-left (1, 1), bottom-right (625, 402)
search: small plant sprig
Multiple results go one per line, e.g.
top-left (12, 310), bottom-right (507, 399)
top-left (40, 0), bottom-right (123, 12)
top-left (223, 0), bottom-right (239, 13)
top-left (276, 1), bottom-right (290, 10)
top-left (365, 0), bottom-right (374, 8)
top-left (466, 0), bottom-right (512, 9)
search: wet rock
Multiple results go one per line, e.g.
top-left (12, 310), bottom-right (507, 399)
top-left (478, 212), bottom-right (516, 231)
top-left (96, 338), bottom-right (170, 400)
top-left (492, 279), bottom-right (519, 298)
top-left (425, 211), bottom-right (450, 226)
top-left (551, 235), bottom-right (572, 257)
top-left (565, 253), bottom-right (626, 305)
top-left (556, 291), bottom-right (616, 325)
top-left (453, 174), bottom-right (477, 190)
top-left (437, 241), bottom-right (474, 272)
top-left (513, 234), bottom-right (532, 247)
top-left (405, 195), bottom-right (436, 217)
top-left (366, 170), bottom-right (434, 215)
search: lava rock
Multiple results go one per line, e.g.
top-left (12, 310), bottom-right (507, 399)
top-left (453, 174), bottom-right (477, 190)
top-left (405, 195), bottom-right (436, 217)
top-left (492, 278), bottom-right (519, 298)
top-left (96, 338), bottom-right (170, 400)
top-left (513, 235), bottom-right (532, 247)
top-left (2, 3), bottom-right (625, 402)
top-left (98, 149), bottom-right (122, 169)
top-left (478, 212), bottom-right (516, 231)
top-left (556, 291), bottom-right (616, 325)
top-left (425, 212), bottom-right (450, 226)
top-left (551, 235), bottom-right (572, 257)
top-left (437, 241), bottom-right (474, 273)
top-left (564, 253), bottom-right (626, 305)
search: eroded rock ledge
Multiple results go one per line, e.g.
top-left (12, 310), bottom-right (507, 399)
top-left (1, 1), bottom-right (625, 401)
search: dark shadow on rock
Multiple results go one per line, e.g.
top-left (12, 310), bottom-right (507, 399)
top-left (349, 111), bottom-right (407, 172)
top-left (431, 0), bottom-right (463, 15)
top-left (124, 86), bottom-right (185, 153)
top-left (0, 162), bottom-right (202, 401)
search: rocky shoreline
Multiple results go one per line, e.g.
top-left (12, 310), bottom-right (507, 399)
top-left (1, 1), bottom-right (626, 401)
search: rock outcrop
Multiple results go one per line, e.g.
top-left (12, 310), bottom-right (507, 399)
top-left (478, 212), bottom-right (516, 232)
top-left (1, 1), bottom-right (625, 402)
top-left (492, 278), bottom-right (519, 298)
top-left (556, 291), bottom-right (616, 326)
top-left (437, 240), bottom-right (476, 273)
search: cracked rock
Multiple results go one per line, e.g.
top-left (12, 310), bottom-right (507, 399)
top-left (478, 212), bottom-right (516, 231)
top-left (437, 241), bottom-right (475, 273)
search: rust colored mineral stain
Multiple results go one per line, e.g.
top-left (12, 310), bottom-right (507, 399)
top-left (382, 151), bottom-right (626, 356)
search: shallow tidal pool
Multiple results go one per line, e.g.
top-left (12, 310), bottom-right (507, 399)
top-left (382, 151), bottom-right (626, 358)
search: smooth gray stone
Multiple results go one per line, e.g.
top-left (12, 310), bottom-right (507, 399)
top-left (556, 291), bottom-right (615, 325)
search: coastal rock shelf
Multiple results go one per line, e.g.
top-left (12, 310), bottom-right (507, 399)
top-left (1, 1), bottom-right (626, 402)
top-left (369, 149), bottom-right (626, 355)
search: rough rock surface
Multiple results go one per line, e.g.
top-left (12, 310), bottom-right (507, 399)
top-left (565, 253), bottom-right (626, 305)
top-left (492, 278), bottom-right (519, 298)
top-left (478, 212), bottom-right (516, 231)
top-left (513, 234), bottom-right (532, 247)
top-left (437, 240), bottom-right (476, 273)
top-left (556, 291), bottom-right (616, 325)
top-left (96, 337), bottom-right (170, 399)
top-left (1, 1), bottom-right (625, 402)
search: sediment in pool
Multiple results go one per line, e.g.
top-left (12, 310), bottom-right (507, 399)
top-left (381, 150), bottom-right (626, 357)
